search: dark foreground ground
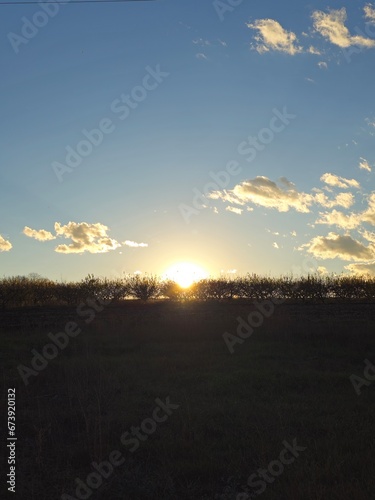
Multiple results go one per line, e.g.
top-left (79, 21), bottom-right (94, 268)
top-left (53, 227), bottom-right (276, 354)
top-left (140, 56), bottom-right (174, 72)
top-left (1, 301), bottom-right (375, 500)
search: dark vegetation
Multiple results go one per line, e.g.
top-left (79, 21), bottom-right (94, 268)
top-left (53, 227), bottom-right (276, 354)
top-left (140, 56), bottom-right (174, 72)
top-left (1, 275), bottom-right (375, 499)
top-left (1, 273), bottom-right (375, 310)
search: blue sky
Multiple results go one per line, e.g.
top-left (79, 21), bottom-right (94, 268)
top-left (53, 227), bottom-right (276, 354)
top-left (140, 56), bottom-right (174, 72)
top-left (1, 0), bottom-right (375, 281)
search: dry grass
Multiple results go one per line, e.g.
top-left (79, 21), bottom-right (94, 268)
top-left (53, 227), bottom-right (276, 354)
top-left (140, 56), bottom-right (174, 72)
top-left (1, 301), bottom-right (375, 499)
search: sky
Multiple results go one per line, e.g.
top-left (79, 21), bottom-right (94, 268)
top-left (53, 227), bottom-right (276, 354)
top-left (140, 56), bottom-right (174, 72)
top-left (1, 0), bottom-right (375, 282)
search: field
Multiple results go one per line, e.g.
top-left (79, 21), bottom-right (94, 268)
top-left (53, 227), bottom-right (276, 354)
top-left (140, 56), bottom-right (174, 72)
top-left (2, 300), bottom-right (375, 500)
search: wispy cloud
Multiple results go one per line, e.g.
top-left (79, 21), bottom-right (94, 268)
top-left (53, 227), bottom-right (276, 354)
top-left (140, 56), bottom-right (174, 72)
top-left (209, 175), bottom-right (359, 215)
top-left (320, 173), bottom-right (360, 189)
top-left (308, 46), bottom-right (321, 55)
top-left (359, 157), bottom-right (372, 172)
top-left (364, 4), bottom-right (375, 23)
top-left (209, 176), bottom-right (312, 213)
top-left (123, 240), bottom-right (148, 248)
top-left (315, 209), bottom-right (360, 230)
top-left (312, 8), bottom-right (375, 49)
top-left (23, 226), bottom-right (56, 241)
top-left (247, 19), bottom-right (303, 55)
top-left (226, 206), bottom-right (243, 215)
top-left (313, 191), bottom-right (355, 209)
top-left (192, 38), bottom-right (211, 46)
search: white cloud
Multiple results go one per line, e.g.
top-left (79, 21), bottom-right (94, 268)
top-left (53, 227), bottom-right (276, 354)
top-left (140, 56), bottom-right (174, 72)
top-left (314, 191), bottom-right (355, 209)
top-left (209, 176), bottom-right (312, 213)
top-left (123, 240), bottom-right (148, 248)
top-left (320, 173), bottom-right (360, 189)
top-left (359, 157), bottom-right (372, 172)
top-left (361, 229), bottom-right (375, 243)
top-left (23, 226), bottom-right (56, 241)
top-left (54, 221), bottom-right (121, 254)
top-left (315, 209), bottom-right (360, 230)
top-left (0, 234), bottom-right (12, 252)
top-left (318, 61), bottom-right (328, 69)
top-left (192, 38), bottom-right (210, 46)
top-left (345, 261), bottom-right (375, 276)
top-left (308, 46), bottom-right (321, 55)
top-left (312, 8), bottom-right (375, 48)
top-left (364, 4), bottom-right (375, 23)
top-left (365, 117), bottom-right (375, 131)
top-left (196, 53), bottom-right (208, 60)
top-left (226, 206), bottom-right (243, 215)
top-left (317, 266), bottom-right (329, 275)
top-left (362, 193), bottom-right (375, 225)
top-left (315, 192), bottom-right (375, 229)
top-left (247, 19), bottom-right (303, 55)
top-left (221, 269), bottom-right (237, 274)
top-left (300, 232), bottom-right (375, 261)
top-left (273, 242), bottom-right (280, 249)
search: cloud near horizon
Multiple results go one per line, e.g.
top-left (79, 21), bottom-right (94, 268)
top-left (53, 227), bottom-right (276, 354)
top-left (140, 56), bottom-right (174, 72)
top-left (209, 176), bottom-right (312, 213)
top-left (300, 232), bottom-right (375, 261)
top-left (9, 221), bottom-right (152, 255)
top-left (54, 222), bottom-right (121, 254)
top-left (345, 261), bottom-right (375, 276)
top-left (208, 175), bottom-right (360, 214)
top-left (0, 234), bottom-right (12, 252)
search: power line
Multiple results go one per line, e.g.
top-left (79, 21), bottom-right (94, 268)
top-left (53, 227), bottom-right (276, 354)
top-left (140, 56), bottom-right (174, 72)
top-left (0, 0), bottom-right (154, 4)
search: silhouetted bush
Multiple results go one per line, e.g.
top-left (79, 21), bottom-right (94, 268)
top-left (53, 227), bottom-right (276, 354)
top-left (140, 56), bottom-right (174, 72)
top-left (1, 272), bottom-right (375, 309)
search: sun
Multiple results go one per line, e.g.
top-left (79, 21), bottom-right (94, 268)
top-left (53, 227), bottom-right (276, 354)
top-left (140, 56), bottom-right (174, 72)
top-left (163, 262), bottom-right (209, 288)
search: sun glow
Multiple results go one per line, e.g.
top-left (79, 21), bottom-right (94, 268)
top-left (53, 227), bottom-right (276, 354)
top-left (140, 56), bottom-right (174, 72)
top-left (163, 262), bottom-right (209, 288)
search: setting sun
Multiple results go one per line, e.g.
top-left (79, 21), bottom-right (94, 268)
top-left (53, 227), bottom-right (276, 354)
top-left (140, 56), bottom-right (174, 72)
top-left (163, 262), bottom-right (209, 288)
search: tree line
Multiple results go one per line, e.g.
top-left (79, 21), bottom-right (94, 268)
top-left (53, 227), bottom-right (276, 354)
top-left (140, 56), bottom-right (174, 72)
top-left (1, 273), bottom-right (375, 310)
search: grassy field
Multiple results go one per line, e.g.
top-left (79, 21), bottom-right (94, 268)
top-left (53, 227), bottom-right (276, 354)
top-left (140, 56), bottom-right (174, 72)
top-left (2, 301), bottom-right (375, 500)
